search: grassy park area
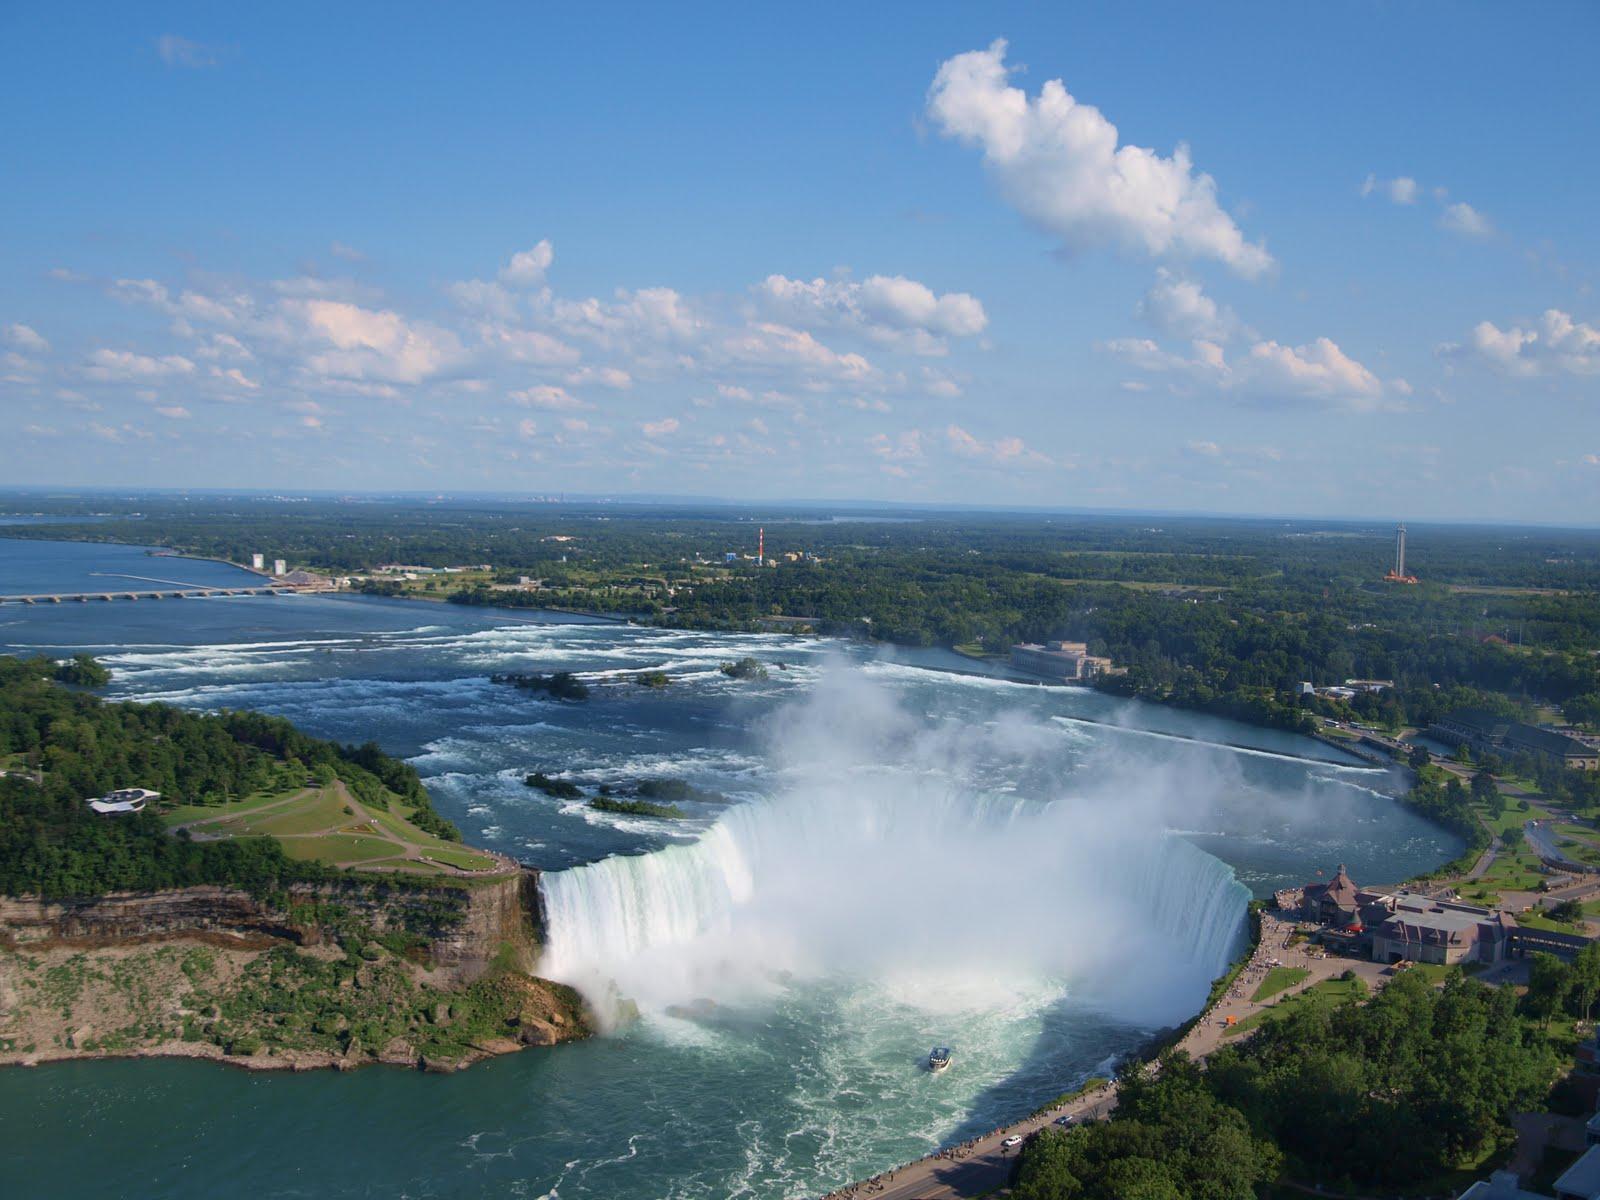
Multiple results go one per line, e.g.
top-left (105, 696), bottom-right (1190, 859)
top-left (1230, 975), bottom-right (1368, 1036)
top-left (162, 783), bottom-right (503, 877)
top-left (1250, 965), bottom-right (1309, 1003)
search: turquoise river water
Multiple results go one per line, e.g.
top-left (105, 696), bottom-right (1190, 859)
top-left (0, 538), bottom-right (1460, 1200)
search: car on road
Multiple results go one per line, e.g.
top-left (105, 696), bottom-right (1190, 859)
top-left (1052, 1115), bottom-right (1075, 1127)
top-left (1001, 1135), bottom-right (1024, 1149)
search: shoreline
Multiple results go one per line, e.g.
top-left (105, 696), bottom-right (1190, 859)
top-left (1, 1034), bottom-right (523, 1075)
top-left (816, 909), bottom-right (1269, 1200)
top-left (1, 529), bottom-right (1406, 765)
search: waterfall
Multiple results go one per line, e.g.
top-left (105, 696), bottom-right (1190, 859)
top-left (538, 785), bottom-right (1249, 1027)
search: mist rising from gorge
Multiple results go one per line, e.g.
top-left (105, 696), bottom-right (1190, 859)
top-left (538, 662), bottom-right (1250, 1029)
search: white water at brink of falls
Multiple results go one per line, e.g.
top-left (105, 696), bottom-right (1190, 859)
top-left (539, 785), bottom-right (1249, 1029)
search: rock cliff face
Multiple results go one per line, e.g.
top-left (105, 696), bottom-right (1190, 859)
top-left (0, 868), bottom-right (546, 986)
top-left (0, 867), bottom-right (589, 1072)
top-left (0, 886), bottom-right (301, 947)
top-left (412, 870), bottom-right (543, 980)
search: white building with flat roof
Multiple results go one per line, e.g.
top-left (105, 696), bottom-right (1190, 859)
top-left (85, 787), bottom-right (160, 815)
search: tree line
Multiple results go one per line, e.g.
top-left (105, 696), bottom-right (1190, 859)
top-left (0, 655), bottom-right (458, 898)
top-left (1013, 968), bottom-right (1559, 1198)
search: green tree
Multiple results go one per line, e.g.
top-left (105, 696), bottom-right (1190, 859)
top-left (1569, 941), bottom-right (1600, 1021)
top-left (53, 654), bottom-right (111, 688)
top-left (1524, 953), bottom-right (1571, 1028)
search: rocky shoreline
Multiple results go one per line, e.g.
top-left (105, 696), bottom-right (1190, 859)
top-left (0, 870), bottom-right (592, 1074)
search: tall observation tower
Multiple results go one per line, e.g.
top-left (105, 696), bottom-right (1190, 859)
top-left (1384, 523), bottom-right (1418, 584)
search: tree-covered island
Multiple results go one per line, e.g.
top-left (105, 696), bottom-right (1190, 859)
top-left (0, 655), bottom-right (589, 1072)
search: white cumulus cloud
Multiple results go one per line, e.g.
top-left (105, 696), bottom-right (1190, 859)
top-left (1137, 270), bottom-right (1238, 341)
top-left (757, 273), bottom-right (986, 354)
top-left (1439, 202), bottom-right (1492, 238)
top-left (1106, 331), bottom-right (1394, 409)
top-left (1245, 338), bottom-right (1384, 405)
top-left (83, 349), bottom-right (197, 382)
top-left (945, 423), bottom-right (1052, 467)
top-left (1441, 309), bottom-right (1600, 376)
top-left (285, 299), bottom-right (460, 384)
top-left (4, 323), bottom-right (49, 353)
top-left (501, 240), bottom-right (554, 286)
top-left (927, 40), bottom-right (1271, 278)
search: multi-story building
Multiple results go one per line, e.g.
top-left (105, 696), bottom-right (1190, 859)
top-left (1009, 641), bottom-right (1114, 682)
top-left (1430, 709), bottom-right (1599, 770)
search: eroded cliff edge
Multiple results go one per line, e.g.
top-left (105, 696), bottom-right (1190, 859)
top-left (0, 867), bottom-right (591, 1072)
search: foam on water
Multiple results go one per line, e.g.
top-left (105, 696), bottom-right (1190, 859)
top-left (540, 767), bottom-right (1248, 1030)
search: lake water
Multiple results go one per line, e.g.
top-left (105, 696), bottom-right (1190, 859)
top-left (0, 538), bottom-right (1459, 1199)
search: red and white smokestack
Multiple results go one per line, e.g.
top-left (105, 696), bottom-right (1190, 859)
top-left (758, 527), bottom-right (764, 563)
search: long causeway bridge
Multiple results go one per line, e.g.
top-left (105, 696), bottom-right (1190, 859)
top-left (0, 586), bottom-right (292, 605)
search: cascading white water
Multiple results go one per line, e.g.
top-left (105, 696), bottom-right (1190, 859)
top-left (539, 785), bottom-right (1248, 1027)
top-left (537, 663), bottom-right (1250, 1029)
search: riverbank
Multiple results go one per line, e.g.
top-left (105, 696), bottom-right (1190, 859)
top-left (0, 930), bottom-right (590, 1073)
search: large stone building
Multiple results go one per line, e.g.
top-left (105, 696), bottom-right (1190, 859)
top-left (1302, 863), bottom-right (1364, 926)
top-left (1009, 641), bottom-right (1114, 683)
top-left (1430, 709), bottom-right (1599, 771)
top-left (1369, 903), bottom-right (1518, 966)
top-left (1291, 864), bottom-right (1522, 967)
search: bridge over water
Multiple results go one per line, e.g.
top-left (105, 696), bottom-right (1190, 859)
top-left (0, 587), bottom-right (292, 604)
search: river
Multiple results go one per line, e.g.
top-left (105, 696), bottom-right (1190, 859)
top-left (0, 538), bottom-right (1460, 1199)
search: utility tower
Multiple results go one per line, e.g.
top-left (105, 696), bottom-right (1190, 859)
top-left (1384, 523), bottom-right (1418, 584)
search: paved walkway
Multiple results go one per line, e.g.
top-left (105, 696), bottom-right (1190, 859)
top-left (821, 1083), bottom-right (1119, 1200)
top-left (1465, 817), bottom-right (1501, 881)
top-left (1176, 915), bottom-right (1391, 1061)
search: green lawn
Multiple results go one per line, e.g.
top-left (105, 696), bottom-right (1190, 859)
top-left (161, 786), bottom-right (315, 826)
top-left (165, 784), bottom-right (502, 876)
top-left (417, 844), bottom-right (500, 872)
top-left (1398, 962), bottom-right (1485, 984)
top-left (277, 834), bottom-right (407, 866)
top-left (225, 789), bottom-right (354, 838)
top-left (1251, 966), bottom-right (1310, 1003)
top-left (366, 807), bottom-right (498, 871)
top-left (1458, 849), bottom-right (1549, 905)
top-left (1230, 976), bottom-right (1366, 1036)
top-left (1517, 911), bottom-right (1585, 934)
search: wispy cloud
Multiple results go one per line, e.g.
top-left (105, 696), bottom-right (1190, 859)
top-left (155, 34), bottom-right (226, 69)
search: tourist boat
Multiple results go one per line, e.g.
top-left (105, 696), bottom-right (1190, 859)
top-left (928, 1046), bottom-right (952, 1072)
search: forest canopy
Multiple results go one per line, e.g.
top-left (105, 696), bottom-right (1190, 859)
top-left (0, 655), bottom-right (459, 897)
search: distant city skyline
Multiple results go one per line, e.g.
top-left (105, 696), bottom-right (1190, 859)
top-left (2, 3), bottom-right (1597, 521)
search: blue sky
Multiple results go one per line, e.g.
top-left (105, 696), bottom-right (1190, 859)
top-left (2, 3), bottom-right (1597, 520)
